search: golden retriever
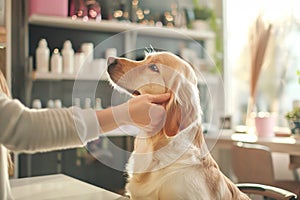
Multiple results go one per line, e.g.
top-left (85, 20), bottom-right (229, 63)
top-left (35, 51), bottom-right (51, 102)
top-left (107, 51), bottom-right (250, 200)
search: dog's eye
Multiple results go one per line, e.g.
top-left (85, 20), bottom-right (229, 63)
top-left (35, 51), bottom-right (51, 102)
top-left (149, 64), bottom-right (159, 73)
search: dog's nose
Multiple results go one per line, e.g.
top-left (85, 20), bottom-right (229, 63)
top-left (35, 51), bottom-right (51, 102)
top-left (107, 56), bottom-right (117, 66)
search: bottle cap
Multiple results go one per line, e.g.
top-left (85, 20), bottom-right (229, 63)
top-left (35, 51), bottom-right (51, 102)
top-left (54, 99), bottom-right (62, 108)
top-left (47, 99), bottom-right (54, 108)
top-left (38, 39), bottom-right (48, 47)
top-left (81, 43), bottom-right (94, 53)
top-left (63, 40), bottom-right (73, 49)
top-left (53, 48), bottom-right (60, 55)
top-left (32, 99), bottom-right (42, 109)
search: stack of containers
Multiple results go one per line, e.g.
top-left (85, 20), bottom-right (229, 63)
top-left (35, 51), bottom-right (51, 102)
top-left (35, 38), bottom-right (117, 80)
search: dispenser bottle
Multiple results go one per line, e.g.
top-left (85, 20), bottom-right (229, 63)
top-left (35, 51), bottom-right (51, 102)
top-left (84, 98), bottom-right (91, 109)
top-left (47, 99), bottom-right (54, 108)
top-left (36, 39), bottom-right (50, 73)
top-left (51, 48), bottom-right (62, 74)
top-left (81, 42), bottom-right (94, 63)
top-left (54, 99), bottom-right (63, 108)
top-left (62, 40), bottom-right (75, 74)
top-left (74, 98), bottom-right (81, 108)
top-left (94, 98), bottom-right (103, 110)
top-left (74, 52), bottom-right (85, 74)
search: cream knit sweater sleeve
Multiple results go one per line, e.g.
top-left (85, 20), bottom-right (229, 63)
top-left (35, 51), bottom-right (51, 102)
top-left (0, 93), bottom-right (100, 153)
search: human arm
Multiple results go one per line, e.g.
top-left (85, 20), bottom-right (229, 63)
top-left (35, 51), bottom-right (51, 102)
top-left (0, 93), bottom-right (99, 153)
top-left (0, 92), bottom-right (169, 153)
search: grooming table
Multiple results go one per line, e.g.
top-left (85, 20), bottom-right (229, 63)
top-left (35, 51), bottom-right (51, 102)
top-left (10, 174), bottom-right (128, 200)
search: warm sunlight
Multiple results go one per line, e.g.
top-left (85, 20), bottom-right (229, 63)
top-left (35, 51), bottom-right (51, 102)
top-left (226, 0), bottom-right (300, 126)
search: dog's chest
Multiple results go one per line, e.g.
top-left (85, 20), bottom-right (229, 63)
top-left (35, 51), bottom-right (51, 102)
top-left (126, 157), bottom-right (212, 200)
top-left (127, 137), bottom-right (203, 174)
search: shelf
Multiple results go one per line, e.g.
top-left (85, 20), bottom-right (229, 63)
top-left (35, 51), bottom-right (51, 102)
top-left (30, 71), bottom-right (218, 85)
top-left (28, 14), bottom-right (215, 41)
top-left (30, 71), bottom-right (107, 81)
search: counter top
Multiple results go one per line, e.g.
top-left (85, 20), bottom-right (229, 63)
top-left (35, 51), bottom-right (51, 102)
top-left (205, 129), bottom-right (300, 156)
top-left (10, 174), bottom-right (128, 200)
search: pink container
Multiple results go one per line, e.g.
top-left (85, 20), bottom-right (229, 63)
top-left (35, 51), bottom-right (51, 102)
top-left (29, 0), bottom-right (69, 17)
top-left (255, 116), bottom-right (275, 138)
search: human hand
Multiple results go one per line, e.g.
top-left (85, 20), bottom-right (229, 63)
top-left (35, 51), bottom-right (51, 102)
top-left (113, 93), bottom-right (170, 134)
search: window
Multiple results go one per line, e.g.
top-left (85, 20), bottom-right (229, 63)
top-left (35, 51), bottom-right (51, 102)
top-left (225, 0), bottom-right (300, 127)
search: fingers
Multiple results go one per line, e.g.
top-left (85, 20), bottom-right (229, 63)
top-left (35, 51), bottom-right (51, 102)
top-left (147, 93), bottom-right (171, 104)
top-left (135, 104), bottom-right (167, 137)
top-left (114, 93), bottom-right (170, 135)
top-left (147, 104), bottom-right (167, 133)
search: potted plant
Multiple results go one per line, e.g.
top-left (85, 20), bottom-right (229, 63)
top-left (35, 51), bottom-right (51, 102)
top-left (285, 106), bottom-right (300, 136)
top-left (193, 6), bottom-right (213, 21)
top-left (191, 0), bottom-right (215, 30)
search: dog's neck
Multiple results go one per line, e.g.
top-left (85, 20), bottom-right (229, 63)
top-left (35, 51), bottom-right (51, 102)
top-left (134, 118), bottom-right (203, 151)
top-left (131, 119), bottom-right (207, 173)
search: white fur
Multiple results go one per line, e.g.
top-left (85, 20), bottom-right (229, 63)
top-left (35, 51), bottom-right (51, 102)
top-left (125, 122), bottom-right (214, 200)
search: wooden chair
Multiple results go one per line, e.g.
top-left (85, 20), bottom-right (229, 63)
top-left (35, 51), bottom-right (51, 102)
top-left (232, 142), bottom-right (300, 199)
top-left (289, 155), bottom-right (300, 181)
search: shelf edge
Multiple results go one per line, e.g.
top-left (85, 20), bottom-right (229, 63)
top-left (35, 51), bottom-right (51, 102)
top-left (29, 14), bottom-right (215, 40)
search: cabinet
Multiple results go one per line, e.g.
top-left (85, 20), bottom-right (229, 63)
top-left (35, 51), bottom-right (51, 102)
top-left (16, 6), bottom-right (218, 194)
top-left (18, 136), bottom-right (135, 193)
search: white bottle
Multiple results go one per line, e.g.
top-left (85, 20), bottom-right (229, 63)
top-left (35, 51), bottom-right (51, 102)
top-left (74, 52), bottom-right (85, 74)
top-left (54, 99), bottom-right (63, 108)
top-left (84, 98), bottom-right (91, 109)
top-left (74, 98), bottom-right (81, 107)
top-left (36, 39), bottom-right (50, 73)
top-left (51, 48), bottom-right (62, 74)
top-left (32, 99), bottom-right (42, 109)
top-left (47, 99), bottom-right (54, 108)
top-left (94, 98), bottom-right (103, 110)
top-left (81, 43), bottom-right (94, 63)
top-left (62, 40), bottom-right (75, 74)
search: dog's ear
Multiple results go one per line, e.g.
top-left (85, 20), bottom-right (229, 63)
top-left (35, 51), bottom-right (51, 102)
top-left (164, 74), bottom-right (200, 136)
top-left (163, 93), bottom-right (181, 137)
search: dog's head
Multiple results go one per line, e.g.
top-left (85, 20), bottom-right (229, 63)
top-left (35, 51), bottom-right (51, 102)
top-left (107, 51), bottom-right (201, 137)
